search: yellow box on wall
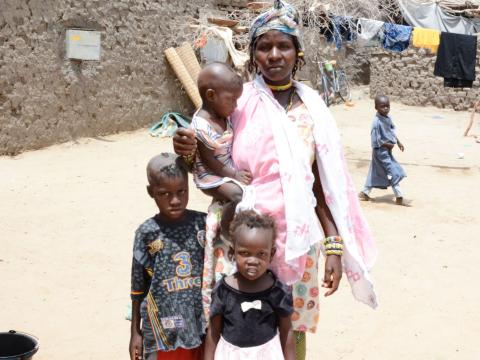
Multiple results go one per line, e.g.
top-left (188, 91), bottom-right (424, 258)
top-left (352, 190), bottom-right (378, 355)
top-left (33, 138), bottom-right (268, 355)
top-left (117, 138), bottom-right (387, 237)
top-left (66, 29), bottom-right (101, 61)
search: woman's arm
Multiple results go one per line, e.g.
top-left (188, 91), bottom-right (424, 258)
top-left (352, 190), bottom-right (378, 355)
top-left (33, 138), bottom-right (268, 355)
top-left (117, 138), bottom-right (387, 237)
top-left (312, 160), bottom-right (343, 297)
top-left (204, 315), bottom-right (222, 360)
top-left (278, 316), bottom-right (295, 360)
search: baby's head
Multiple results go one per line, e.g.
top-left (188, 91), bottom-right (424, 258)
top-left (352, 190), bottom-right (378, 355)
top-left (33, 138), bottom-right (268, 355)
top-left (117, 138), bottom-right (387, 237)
top-left (146, 153), bottom-right (189, 221)
top-left (375, 94), bottom-right (390, 117)
top-left (198, 62), bottom-right (243, 118)
top-left (229, 210), bottom-right (277, 281)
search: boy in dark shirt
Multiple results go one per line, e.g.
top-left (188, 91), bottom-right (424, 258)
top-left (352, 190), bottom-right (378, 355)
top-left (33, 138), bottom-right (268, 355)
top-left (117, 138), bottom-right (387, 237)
top-left (129, 153), bottom-right (206, 360)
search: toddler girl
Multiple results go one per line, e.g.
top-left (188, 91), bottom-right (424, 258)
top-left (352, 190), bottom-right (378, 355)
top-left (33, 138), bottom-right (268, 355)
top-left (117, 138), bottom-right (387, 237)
top-left (204, 210), bottom-right (295, 360)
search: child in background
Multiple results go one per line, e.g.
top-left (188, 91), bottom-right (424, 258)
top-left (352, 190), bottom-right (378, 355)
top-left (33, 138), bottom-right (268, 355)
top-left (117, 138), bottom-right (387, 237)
top-left (204, 210), bottom-right (295, 360)
top-left (129, 153), bottom-right (206, 360)
top-left (191, 62), bottom-right (252, 239)
top-left (359, 95), bottom-right (407, 205)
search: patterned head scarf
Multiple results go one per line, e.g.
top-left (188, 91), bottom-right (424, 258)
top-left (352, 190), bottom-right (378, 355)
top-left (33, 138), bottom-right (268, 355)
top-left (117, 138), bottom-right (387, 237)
top-left (249, 0), bottom-right (303, 50)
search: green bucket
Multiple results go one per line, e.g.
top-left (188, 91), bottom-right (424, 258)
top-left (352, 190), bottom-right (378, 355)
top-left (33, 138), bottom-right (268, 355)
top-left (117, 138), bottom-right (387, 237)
top-left (324, 62), bottom-right (334, 72)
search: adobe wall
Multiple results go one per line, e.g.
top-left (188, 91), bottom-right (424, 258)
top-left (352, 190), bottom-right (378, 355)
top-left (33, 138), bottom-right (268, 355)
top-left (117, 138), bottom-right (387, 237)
top-left (0, 0), bottom-right (216, 155)
top-left (369, 46), bottom-right (480, 111)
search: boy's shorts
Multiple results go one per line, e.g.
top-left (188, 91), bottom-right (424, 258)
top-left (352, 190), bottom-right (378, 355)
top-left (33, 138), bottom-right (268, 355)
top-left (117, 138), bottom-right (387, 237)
top-left (146, 345), bottom-right (203, 360)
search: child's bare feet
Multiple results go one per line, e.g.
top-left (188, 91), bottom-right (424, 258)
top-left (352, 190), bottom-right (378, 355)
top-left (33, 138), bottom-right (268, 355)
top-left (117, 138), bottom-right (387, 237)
top-left (358, 191), bottom-right (371, 201)
top-left (395, 197), bottom-right (403, 205)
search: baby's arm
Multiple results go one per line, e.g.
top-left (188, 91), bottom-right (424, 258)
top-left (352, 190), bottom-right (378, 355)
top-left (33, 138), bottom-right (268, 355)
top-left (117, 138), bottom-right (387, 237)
top-left (129, 300), bottom-right (143, 360)
top-left (198, 142), bottom-right (252, 184)
top-left (204, 315), bottom-right (222, 360)
top-left (279, 316), bottom-right (295, 360)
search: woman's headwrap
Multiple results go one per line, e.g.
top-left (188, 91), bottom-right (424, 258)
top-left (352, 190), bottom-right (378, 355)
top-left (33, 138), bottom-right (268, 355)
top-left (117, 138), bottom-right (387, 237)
top-left (249, 0), bottom-right (303, 50)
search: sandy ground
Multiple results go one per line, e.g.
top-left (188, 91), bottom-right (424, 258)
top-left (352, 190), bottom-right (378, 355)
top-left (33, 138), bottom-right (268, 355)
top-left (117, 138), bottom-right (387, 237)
top-left (1, 88), bottom-right (480, 360)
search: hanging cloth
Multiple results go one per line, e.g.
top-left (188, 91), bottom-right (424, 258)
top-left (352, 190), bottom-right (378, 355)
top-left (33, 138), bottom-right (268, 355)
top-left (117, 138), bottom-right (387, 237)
top-left (356, 18), bottom-right (384, 47)
top-left (326, 16), bottom-right (357, 50)
top-left (208, 27), bottom-right (249, 69)
top-left (412, 27), bottom-right (440, 54)
top-left (382, 23), bottom-right (413, 52)
top-left (434, 32), bottom-right (477, 88)
top-left (397, 0), bottom-right (480, 35)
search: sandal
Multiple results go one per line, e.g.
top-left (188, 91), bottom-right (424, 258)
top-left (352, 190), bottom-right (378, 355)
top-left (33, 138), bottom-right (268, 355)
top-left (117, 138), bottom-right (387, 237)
top-left (358, 191), bottom-right (371, 201)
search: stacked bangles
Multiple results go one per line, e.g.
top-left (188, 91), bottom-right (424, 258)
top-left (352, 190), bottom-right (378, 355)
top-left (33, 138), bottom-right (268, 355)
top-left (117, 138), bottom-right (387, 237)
top-left (324, 235), bottom-right (344, 256)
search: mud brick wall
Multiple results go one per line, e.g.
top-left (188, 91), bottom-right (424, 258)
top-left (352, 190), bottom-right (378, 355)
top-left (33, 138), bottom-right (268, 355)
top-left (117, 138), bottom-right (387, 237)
top-left (0, 0), bottom-right (217, 155)
top-left (369, 46), bottom-right (480, 111)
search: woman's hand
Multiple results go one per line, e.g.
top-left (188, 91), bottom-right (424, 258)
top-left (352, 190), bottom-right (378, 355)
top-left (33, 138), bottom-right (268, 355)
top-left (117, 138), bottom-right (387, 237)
top-left (173, 127), bottom-right (197, 156)
top-left (322, 254), bottom-right (342, 297)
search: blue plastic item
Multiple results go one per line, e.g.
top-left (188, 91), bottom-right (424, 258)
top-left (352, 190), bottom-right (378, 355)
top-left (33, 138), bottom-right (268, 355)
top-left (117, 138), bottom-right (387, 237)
top-left (149, 112), bottom-right (191, 138)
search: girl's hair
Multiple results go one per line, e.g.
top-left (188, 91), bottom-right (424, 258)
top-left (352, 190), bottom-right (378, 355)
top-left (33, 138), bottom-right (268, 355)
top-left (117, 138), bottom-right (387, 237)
top-left (247, 33), bottom-right (306, 78)
top-left (230, 210), bottom-right (277, 246)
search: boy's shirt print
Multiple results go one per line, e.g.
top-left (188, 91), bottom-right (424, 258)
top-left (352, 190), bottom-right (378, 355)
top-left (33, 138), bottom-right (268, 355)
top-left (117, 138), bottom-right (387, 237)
top-left (162, 251), bottom-right (202, 292)
top-left (130, 210), bottom-right (206, 354)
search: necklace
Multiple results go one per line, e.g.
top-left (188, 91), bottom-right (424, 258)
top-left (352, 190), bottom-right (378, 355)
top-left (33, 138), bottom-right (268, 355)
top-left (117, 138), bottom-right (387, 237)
top-left (284, 88), bottom-right (296, 112)
top-left (266, 81), bottom-right (293, 92)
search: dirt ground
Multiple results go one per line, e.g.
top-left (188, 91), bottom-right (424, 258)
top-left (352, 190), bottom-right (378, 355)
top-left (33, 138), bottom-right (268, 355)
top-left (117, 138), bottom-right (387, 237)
top-left (1, 88), bottom-right (479, 360)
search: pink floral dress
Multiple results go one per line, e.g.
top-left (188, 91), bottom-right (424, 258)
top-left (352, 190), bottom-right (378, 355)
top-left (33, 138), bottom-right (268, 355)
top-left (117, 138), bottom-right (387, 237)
top-left (203, 103), bottom-right (321, 333)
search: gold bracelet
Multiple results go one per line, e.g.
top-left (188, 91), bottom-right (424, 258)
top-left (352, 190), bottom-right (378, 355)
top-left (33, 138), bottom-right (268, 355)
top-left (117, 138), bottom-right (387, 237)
top-left (326, 249), bottom-right (343, 256)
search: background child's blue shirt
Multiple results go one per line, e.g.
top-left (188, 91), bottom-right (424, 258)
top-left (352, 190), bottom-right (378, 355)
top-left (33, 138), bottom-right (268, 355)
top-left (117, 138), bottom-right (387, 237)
top-left (371, 113), bottom-right (397, 148)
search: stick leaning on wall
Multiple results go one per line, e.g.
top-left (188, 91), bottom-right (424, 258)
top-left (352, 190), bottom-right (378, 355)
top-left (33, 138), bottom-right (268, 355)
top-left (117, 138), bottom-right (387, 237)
top-left (164, 46), bottom-right (202, 109)
top-left (463, 100), bottom-right (480, 137)
top-left (176, 42), bottom-right (202, 83)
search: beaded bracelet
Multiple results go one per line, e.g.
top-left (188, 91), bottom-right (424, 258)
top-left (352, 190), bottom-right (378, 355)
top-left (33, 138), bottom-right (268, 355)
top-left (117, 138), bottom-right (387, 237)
top-left (323, 235), bottom-right (343, 245)
top-left (325, 243), bottom-right (343, 250)
top-left (324, 235), bottom-right (344, 256)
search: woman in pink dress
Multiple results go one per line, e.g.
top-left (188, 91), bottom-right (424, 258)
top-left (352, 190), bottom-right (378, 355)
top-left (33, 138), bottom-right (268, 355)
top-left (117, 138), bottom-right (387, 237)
top-left (174, 1), bottom-right (378, 358)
